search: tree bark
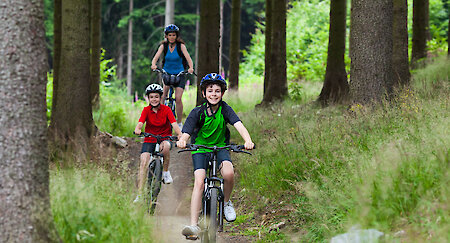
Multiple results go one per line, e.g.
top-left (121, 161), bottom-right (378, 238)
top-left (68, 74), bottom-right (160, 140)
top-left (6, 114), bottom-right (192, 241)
top-left (261, 0), bottom-right (287, 103)
top-left (165, 0), bottom-right (175, 25)
top-left (228, 0), bottom-right (241, 91)
top-left (411, 0), bottom-right (429, 67)
top-left (318, 0), bottom-right (349, 106)
top-left (90, 0), bottom-right (102, 107)
top-left (350, 0), bottom-right (394, 104)
top-left (0, 1), bottom-right (60, 241)
top-left (263, 0), bottom-right (272, 96)
top-left (127, 0), bottom-right (133, 97)
top-left (50, 0), bottom-right (94, 152)
top-left (52, 0), bottom-right (62, 127)
top-left (197, 0), bottom-right (220, 105)
top-left (392, 0), bottom-right (410, 86)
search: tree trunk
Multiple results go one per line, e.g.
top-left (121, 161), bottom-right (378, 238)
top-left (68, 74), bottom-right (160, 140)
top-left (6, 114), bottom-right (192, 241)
top-left (52, 0), bottom-right (62, 126)
top-left (50, 0), bottom-right (94, 151)
top-left (392, 0), bottom-right (410, 86)
top-left (229, 0), bottom-right (241, 91)
top-left (350, 0), bottom-right (394, 104)
top-left (261, 0), bottom-right (287, 103)
top-left (197, 0), bottom-right (220, 105)
top-left (219, 0), bottom-right (224, 77)
top-left (195, 2), bottom-right (200, 76)
top-left (127, 0), bottom-right (134, 97)
top-left (90, 0), bottom-right (102, 107)
top-left (0, 1), bottom-right (60, 241)
top-left (411, 0), bottom-right (429, 67)
top-left (263, 0), bottom-right (272, 96)
top-left (318, 0), bottom-right (349, 106)
top-left (165, 0), bottom-right (175, 25)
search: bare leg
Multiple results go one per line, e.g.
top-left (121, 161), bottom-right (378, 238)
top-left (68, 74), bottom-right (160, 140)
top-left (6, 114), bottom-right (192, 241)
top-left (220, 161), bottom-right (234, 202)
top-left (137, 152), bottom-right (151, 194)
top-left (161, 140), bottom-right (171, 172)
top-left (175, 87), bottom-right (184, 123)
top-left (191, 169), bottom-right (206, 225)
top-left (161, 85), bottom-right (170, 104)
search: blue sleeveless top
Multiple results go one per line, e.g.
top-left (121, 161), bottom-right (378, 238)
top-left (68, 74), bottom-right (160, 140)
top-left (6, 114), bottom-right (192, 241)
top-left (163, 45), bottom-right (184, 75)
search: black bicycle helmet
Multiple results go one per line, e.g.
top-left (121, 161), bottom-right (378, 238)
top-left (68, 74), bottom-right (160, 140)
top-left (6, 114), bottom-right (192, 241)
top-left (164, 24), bottom-right (179, 34)
top-left (200, 73), bottom-right (227, 92)
top-left (145, 83), bottom-right (163, 95)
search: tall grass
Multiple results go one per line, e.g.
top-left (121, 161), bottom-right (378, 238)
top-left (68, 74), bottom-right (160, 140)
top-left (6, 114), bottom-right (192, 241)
top-left (50, 168), bottom-right (154, 242)
top-left (232, 56), bottom-right (449, 241)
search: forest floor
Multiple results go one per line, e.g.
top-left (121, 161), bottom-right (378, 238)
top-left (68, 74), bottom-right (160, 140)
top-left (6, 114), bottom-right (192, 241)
top-left (110, 134), bottom-right (256, 242)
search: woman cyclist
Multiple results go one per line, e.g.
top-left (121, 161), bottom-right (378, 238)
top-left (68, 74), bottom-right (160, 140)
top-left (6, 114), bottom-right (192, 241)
top-left (151, 24), bottom-right (194, 129)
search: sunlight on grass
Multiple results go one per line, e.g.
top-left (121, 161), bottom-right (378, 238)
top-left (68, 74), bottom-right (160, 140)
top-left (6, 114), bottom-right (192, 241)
top-left (50, 168), bottom-right (154, 243)
top-left (232, 56), bottom-right (450, 242)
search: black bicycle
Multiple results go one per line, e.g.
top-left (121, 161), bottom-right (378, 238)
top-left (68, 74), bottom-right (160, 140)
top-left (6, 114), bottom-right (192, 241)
top-left (153, 67), bottom-right (196, 118)
top-left (135, 132), bottom-right (178, 213)
top-left (179, 144), bottom-right (252, 242)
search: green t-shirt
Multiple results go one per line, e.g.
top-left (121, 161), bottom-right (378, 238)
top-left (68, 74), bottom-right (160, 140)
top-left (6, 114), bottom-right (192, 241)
top-left (182, 101), bottom-right (241, 154)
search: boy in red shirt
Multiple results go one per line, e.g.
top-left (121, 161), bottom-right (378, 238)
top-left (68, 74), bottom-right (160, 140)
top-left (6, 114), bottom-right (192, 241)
top-left (133, 84), bottom-right (182, 203)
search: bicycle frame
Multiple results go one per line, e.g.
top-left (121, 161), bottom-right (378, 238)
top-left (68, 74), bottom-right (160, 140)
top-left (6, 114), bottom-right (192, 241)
top-left (204, 151), bottom-right (225, 232)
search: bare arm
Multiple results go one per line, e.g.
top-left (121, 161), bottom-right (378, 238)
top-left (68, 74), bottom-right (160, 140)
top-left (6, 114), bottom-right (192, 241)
top-left (151, 44), bottom-right (164, 69)
top-left (134, 122), bottom-right (144, 135)
top-left (233, 121), bottom-right (254, 150)
top-left (180, 44), bottom-right (194, 73)
top-left (171, 122), bottom-right (182, 138)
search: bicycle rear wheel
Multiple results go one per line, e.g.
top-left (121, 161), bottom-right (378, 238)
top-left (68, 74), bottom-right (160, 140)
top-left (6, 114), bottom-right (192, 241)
top-left (147, 159), bottom-right (162, 214)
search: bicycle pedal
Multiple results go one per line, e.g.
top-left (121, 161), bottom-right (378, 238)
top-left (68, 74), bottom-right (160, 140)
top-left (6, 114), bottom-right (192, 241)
top-left (185, 235), bottom-right (198, 240)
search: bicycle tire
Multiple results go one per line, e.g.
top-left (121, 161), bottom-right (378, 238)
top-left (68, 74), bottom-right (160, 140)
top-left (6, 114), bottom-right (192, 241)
top-left (147, 159), bottom-right (162, 214)
top-left (208, 188), bottom-right (218, 242)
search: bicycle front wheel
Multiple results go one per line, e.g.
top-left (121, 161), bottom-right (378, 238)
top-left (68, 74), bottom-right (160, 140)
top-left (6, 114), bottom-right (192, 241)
top-left (208, 188), bottom-right (218, 242)
top-left (147, 159), bottom-right (162, 214)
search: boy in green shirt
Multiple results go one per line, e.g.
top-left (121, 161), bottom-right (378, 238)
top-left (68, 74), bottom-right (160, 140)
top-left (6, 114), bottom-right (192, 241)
top-left (177, 73), bottom-right (254, 239)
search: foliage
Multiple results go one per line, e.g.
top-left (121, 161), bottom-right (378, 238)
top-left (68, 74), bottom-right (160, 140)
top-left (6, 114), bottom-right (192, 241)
top-left (50, 167), bottom-right (154, 242)
top-left (240, 0), bottom-right (331, 83)
top-left (233, 56), bottom-right (450, 241)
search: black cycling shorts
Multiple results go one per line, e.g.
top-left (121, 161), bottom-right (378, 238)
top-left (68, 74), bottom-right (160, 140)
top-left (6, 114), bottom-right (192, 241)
top-left (162, 73), bottom-right (187, 89)
top-left (141, 141), bottom-right (172, 154)
top-left (191, 149), bottom-right (232, 171)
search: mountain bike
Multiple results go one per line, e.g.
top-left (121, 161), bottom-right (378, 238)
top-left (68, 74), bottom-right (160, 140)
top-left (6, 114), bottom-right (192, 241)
top-left (135, 132), bottom-right (178, 214)
top-left (179, 144), bottom-right (253, 242)
top-left (153, 67), bottom-right (196, 118)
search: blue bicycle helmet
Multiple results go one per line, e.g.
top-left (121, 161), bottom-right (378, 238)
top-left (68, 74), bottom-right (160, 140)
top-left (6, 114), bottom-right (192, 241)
top-left (200, 73), bottom-right (227, 92)
top-left (164, 24), bottom-right (179, 34)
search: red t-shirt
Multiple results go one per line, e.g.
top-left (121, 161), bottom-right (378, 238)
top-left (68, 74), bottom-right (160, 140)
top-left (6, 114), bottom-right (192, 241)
top-left (138, 104), bottom-right (176, 143)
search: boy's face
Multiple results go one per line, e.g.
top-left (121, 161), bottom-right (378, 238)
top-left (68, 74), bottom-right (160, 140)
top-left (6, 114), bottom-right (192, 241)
top-left (148, 93), bottom-right (161, 107)
top-left (203, 84), bottom-right (223, 105)
top-left (166, 32), bottom-right (177, 43)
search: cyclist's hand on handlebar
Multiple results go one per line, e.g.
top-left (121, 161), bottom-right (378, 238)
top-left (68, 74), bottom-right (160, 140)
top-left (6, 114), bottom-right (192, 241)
top-left (134, 129), bottom-right (142, 135)
top-left (244, 141), bottom-right (255, 150)
top-left (188, 67), bottom-right (194, 74)
top-left (151, 64), bottom-right (157, 70)
top-left (177, 140), bottom-right (186, 149)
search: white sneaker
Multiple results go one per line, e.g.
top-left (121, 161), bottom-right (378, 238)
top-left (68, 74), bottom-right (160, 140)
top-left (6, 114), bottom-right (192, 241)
top-left (224, 200), bottom-right (236, 222)
top-left (178, 122), bottom-right (183, 130)
top-left (182, 225), bottom-right (200, 240)
top-left (162, 171), bottom-right (173, 184)
top-left (133, 194), bottom-right (142, 203)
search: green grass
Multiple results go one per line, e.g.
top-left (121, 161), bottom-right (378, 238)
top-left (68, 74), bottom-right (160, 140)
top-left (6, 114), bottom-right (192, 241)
top-left (232, 56), bottom-right (450, 242)
top-left (50, 167), bottom-right (154, 242)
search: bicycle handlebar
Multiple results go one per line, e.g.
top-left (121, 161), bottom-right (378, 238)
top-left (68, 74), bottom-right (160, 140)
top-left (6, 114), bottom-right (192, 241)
top-left (153, 67), bottom-right (197, 77)
top-left (178, 144), bottom-right (254, 155)
top-left (133, 132), bottom-right (178, 143)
